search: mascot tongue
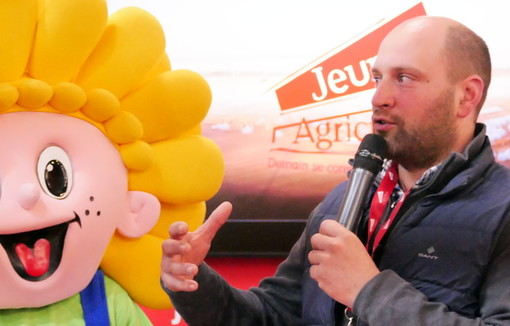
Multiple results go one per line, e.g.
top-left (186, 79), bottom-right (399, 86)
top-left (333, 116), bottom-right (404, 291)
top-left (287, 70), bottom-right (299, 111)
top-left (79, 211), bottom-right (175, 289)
top-left (15, 239), bottom-right (51, 277)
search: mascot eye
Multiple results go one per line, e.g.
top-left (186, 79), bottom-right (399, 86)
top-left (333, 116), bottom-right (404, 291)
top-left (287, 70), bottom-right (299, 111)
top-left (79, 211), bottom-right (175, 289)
top-left (37, 146), bottom-right (73, 199)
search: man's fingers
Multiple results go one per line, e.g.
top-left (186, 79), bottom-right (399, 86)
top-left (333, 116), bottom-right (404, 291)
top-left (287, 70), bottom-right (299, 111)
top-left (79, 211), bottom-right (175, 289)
top-left (162, 238), bottom-right (190, 257)
top-left (161, 259), bottom-right (198, 278)
top-left (319, 219), bottom-right (344, 237)
top-left (197, 201), bottom-right (232, 242)
top-left (161, 273), bottom-right (199, 292)
top-left (308, 249), bottom-right (328, 265)
top-left (310, 232), bottom-right (332, 251)
top-left (161, 204), bottom-right (231, 294)
top-left (311, 221), bottom-right (354, 251)
top-left (169, 221), bottom-right (189, 240)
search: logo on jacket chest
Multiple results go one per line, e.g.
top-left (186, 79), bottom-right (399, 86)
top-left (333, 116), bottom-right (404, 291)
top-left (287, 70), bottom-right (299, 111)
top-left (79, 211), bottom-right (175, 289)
top-left (418, 246), bottom-right (440, 260)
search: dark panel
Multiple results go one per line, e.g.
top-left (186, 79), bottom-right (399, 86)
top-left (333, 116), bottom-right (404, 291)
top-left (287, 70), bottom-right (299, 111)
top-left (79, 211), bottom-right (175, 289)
top-left (209, 220), bottom-right (307, 257)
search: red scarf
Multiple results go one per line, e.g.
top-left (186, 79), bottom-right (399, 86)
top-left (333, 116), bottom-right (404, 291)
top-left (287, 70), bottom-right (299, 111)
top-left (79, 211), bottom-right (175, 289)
top-left (366, 162), bottom-right (411, 256)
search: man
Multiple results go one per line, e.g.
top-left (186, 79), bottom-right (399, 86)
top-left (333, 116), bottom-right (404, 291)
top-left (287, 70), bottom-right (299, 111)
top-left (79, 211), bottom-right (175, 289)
top-left (161, 16), bottom-right (510, 325)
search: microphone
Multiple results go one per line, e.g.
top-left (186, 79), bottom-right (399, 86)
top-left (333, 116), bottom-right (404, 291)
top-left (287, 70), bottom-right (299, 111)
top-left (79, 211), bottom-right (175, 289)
top-left (336, 134), bottom-right (388, 231)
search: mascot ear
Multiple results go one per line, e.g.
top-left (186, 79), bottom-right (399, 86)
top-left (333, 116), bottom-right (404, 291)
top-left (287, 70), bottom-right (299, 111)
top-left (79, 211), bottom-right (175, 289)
top-left (117, 191), bottom-right (161, 238)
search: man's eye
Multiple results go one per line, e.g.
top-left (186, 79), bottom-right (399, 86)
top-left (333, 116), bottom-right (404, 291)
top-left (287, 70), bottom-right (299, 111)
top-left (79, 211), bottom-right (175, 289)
top-left (398, 74), bottom-right (412, 83)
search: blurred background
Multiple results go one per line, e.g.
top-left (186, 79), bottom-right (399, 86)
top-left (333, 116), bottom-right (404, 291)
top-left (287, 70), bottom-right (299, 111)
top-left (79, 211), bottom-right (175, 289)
top-left (106, 1), bottom-right (510, 323)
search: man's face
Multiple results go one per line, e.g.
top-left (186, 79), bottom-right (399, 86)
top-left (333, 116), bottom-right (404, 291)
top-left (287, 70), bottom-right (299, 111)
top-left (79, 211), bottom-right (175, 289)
top-left (0, 112), bottom-right (131, 308)
top-left (370, 21), bottom-right (459, 170)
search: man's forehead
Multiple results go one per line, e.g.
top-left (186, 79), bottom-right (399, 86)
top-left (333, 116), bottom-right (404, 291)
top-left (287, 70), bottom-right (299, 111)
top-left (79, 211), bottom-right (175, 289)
top-left (372, 25), bottom-right (447, 72)
top-left (381, 16), bottom-right (452, 52)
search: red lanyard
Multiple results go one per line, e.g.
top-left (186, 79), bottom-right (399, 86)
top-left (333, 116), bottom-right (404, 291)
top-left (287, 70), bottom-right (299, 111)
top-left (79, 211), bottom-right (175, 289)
top-left (366, 162), bottom-right (410, 256)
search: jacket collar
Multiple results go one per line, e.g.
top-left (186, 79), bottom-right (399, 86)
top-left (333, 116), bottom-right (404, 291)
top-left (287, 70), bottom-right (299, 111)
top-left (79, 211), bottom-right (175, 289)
top-left (424, 123), bottom-right (493, 194)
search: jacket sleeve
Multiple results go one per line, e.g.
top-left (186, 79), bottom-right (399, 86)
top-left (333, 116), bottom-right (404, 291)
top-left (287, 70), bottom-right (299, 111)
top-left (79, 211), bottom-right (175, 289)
top-left (164, 223), bottom-right (311, 326)
top-left (352, 217), bottom-right (510, 326)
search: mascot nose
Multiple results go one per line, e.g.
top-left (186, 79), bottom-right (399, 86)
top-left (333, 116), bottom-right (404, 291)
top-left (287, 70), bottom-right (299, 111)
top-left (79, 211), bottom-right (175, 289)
top-left (17, 183), bottom-right (41, 210)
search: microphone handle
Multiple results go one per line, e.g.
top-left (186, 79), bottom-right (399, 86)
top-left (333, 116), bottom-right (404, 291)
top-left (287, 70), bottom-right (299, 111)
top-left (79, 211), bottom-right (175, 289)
top-left (336, 168), bottom-right (376, 232)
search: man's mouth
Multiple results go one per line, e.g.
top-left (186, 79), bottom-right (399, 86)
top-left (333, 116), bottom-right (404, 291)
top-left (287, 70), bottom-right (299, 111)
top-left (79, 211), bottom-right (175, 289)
top-left (373, 116), bottom-right (392, 125)
top-left (372, 116), bottom-right (397, 134)
top-left (0, 213), bottom-right (81, 281)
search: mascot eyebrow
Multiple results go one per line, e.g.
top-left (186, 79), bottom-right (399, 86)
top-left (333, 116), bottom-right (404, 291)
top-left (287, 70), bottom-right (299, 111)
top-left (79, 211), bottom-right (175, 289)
top-left (0, 0), bottom-right (224, 310)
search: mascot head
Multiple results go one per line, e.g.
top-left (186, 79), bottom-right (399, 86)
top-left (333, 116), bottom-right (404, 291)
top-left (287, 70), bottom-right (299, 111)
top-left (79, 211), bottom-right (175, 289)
top-left (0, 0), bottom-right (223, 309)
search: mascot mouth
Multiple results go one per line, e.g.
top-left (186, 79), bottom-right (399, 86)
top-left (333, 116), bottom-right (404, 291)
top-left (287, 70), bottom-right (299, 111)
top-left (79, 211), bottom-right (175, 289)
top-left (0, 213), bottom-right (81, 281)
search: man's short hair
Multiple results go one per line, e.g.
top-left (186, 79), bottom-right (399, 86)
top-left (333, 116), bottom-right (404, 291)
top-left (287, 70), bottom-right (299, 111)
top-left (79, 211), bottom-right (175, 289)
top-left (443, 24), bottom-right (492, 112)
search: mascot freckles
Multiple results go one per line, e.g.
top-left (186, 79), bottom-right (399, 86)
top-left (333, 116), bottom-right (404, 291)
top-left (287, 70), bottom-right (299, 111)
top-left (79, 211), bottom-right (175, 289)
top-left (0, 0), bottom-right (224, 324)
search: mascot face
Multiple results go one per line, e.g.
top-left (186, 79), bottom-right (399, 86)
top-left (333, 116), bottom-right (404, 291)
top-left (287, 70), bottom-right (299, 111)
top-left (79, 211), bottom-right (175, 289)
top-left (0, 0), bottom-right (223, 311)
top-left (0, 111), bottom-right (159, 308)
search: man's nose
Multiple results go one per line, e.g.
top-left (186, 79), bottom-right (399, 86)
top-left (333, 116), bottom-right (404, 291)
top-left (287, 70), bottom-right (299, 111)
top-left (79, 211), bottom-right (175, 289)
top-left (371, 79), bottom-right (395, 109)
top-left (17, 183), bottom-right (41, 210)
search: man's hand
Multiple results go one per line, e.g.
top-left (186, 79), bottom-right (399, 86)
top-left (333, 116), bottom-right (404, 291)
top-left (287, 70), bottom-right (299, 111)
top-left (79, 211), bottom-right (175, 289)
top-left (308, 219), bottom-right (379, 308)
top-left (161, 201), bottom-right (232, 292)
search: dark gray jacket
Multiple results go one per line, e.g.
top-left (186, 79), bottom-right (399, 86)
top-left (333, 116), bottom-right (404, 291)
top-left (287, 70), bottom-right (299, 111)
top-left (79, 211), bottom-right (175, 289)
top-left (166, 124), bottom-right (510, 325)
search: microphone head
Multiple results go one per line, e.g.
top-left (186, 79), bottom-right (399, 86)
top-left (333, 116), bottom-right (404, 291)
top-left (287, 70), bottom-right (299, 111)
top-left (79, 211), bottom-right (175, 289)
top-left (353, 134), bottom-right (388, 175)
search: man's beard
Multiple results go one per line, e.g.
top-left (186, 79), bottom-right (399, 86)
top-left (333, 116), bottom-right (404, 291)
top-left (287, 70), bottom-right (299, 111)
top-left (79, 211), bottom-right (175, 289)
top-left (379, 88), bottom-right (457, 171)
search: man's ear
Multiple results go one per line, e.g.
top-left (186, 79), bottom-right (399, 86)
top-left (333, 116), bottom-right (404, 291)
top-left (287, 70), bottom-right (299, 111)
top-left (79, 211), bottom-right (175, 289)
top-left (457, 74), bottom-right (484, 119)
top-left (117, 191), bottom-right (161, 238)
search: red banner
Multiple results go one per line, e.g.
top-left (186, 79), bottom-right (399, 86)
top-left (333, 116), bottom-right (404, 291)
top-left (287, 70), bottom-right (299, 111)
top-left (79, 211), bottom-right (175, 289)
top-left (275, 3), bottom-right (426, 112)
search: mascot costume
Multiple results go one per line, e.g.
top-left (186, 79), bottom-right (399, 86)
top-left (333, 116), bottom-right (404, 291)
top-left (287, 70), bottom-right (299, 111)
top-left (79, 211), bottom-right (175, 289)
top-left (0, 0), bottom-right (224, 324)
